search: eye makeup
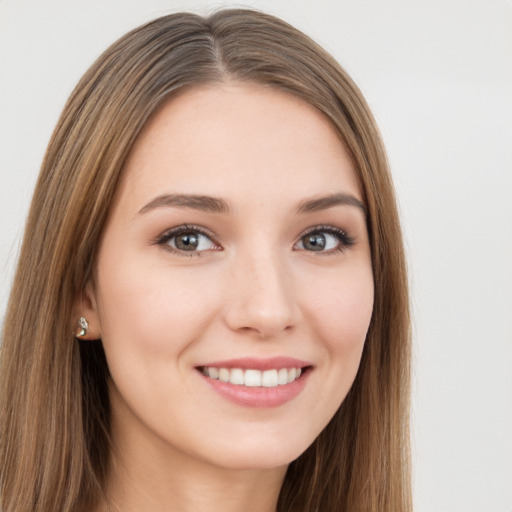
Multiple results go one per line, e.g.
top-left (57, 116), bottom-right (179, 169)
top-left (294, 224), bottom-right (355, 254)
top-left (154, 224), bottom-right (221, 256)
top-left (153, 222), bottom-right (356, 258)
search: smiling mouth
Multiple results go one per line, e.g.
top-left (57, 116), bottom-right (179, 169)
top-left (197, 366), bottom-right (310, 388)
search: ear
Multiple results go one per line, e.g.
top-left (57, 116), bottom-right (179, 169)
top-left (73, 280), bottom-right (102, 340)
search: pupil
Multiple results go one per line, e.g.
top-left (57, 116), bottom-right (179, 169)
top-left (304, 233), bottom-right (326, 251)
top-left (176, 233), bottom-right (198, 250)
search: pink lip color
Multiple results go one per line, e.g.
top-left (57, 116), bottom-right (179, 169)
top-left (199, 356), bottom-right (311, 370)
top-left (196, 357), bottom-right (312, 408)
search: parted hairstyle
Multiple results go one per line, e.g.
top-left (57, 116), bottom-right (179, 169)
top-left (0, 9), bottom-right (411, 512)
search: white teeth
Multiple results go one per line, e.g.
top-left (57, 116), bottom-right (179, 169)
top-left (277, 368), bottom-right (288, 385)
top-left (244, 369), bottom-right (262, 387)
top-left (262, 369), bottom-right (278, 387)
top-left (203, 366), bottom-right (304, 387)
top-left (229, 368), bottom-right (244, 385)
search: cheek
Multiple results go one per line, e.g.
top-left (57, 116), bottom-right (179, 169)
top-left (306, 264), bottom-right (374, 355)
top-left (294, 263), bottom-right (373, 442)
top-left (94, 253), bottom-right (222, 356)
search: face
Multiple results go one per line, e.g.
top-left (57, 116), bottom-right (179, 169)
top-left (85, 83), bottom-right (374, 472)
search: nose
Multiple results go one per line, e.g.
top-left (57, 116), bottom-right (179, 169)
top-left (223, 250), bottom-right (301, 339)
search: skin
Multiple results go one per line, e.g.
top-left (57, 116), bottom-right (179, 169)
top-left (81, 83), bottom-right (374, 512)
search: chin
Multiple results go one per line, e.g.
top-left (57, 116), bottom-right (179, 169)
top-left (191, 429), bottom-right (315, 472)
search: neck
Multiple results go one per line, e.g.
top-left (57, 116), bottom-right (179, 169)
top-left (98, 399), bottom-right (287, 512)
top-left (102, 447), bottom-right (286, 512)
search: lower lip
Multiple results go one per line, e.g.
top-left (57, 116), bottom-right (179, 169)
top-left (199, 370), bottom-right (310, 408)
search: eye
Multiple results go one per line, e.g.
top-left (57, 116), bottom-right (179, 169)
top-left (294, 226), bottom-right (355, 253)
top-left (155, 225), bottom-right (219, 254)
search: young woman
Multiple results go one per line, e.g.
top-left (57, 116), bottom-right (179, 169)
top-left (0, 9), bottom-right (411, 512)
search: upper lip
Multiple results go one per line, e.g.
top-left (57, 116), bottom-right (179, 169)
top-left (197, 356), bottom-right (312, 370)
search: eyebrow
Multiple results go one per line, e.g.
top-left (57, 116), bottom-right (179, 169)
top-left (138, 194), bottom-right (230, 215)
top-left (137, 191), bottom-right (366, 216)
top-left (295, 193), bottom-right (366, 215)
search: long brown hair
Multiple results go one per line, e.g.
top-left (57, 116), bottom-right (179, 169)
top-left (0, 9), bottom-right (411, 511)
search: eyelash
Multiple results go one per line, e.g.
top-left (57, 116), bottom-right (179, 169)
top-left (154, 224), bottom-right (219, 257)
top-left (296, 225), bottom-right (356, 254)
top-left (154, 224), bottom-right (355, 256)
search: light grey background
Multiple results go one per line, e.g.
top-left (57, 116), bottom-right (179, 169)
top-left (1, 1), bottom-right (511, 510)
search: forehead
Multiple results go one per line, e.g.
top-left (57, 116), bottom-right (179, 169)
top-left (118, 82), bottom-right (361, 212)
